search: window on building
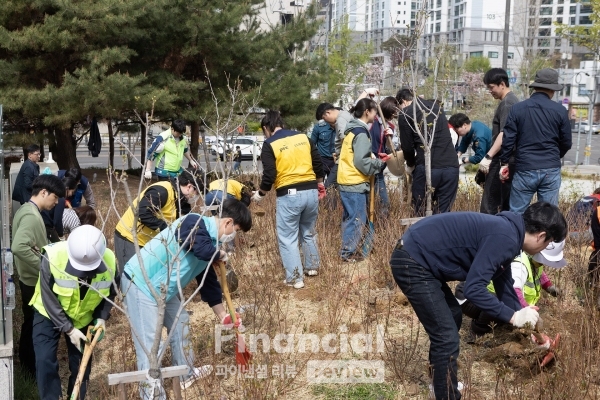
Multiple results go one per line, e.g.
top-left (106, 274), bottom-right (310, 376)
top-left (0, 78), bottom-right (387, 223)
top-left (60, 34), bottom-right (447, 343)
top-left (581, 5), bottom-right (593, 13)
top-left (538, 39), bottom-right (551, 47)
top-left (579, 84), bottom-right (588, 96)
top-left (460, 3), bottom-right (464, 13)
top-left (558, 0), bottom-right (564, 4)
top-left (508, 52), bottom-right (514, 59)
top-left (570, 6), bottom-right (576, 14)
top-left (539, 28), bottom-right (551, 36)
top-left (541, 0), bottom-right (552, 4)
top-left (565, 84), bottom-right (571, 96)
top-left (539, 18), bottom-right (552, 26)
top-left (436, 10), bottom-right (441, 20)
top-left (470, 51), bottom-right (483, 58)
top-left (540, 7), bottom-right (552, 15)
top-left (488, 51), bottom-right (499, 58)
top-left (397, 11), bottom-right (401, 14)
top-left (556, 17), bottom-right (563, 23)
top-left (570, 16), bottom-right (576, 24)
top-left (557, 6), bottom-right (563, 14)
top-left (555, 38), bottom-right (562, 47)
top-left (455, 5), bottom-right (459, 16)
top-left (454, 18), bottom-right (458, 29)
top-left (436, 22), bottom-right (441, 32)
top-left (437, 0), bottom-right (442, 7)
top-left (580, 15), bottom-right (592, 24)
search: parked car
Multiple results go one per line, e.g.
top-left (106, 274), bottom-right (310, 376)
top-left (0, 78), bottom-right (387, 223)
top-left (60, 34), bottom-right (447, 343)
top-left (214, 137), bottom-right (262, 161)
top-left (572, 122), bottom-right (600, 134)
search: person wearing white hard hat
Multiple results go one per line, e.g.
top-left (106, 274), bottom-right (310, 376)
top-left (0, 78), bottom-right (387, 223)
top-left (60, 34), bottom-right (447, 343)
top-left (457, 240), bottom-right (566, 339)
top-left (30, 225), bottom-right (117, 400)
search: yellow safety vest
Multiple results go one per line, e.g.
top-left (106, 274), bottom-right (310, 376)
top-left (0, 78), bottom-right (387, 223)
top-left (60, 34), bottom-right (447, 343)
top-left (208, 179), bottom-right (243, 200)
top-left (115, 181), bottom-right (177, 246)
top-left (155, 129), bottom-right (187, 173)
top-left (338, 128), bottom-right (370, 186)
top-left (30, 242), bottom-right (116, 329)
top-left (267, 130), bottom-right (316, 190)
top-left (487, 252), bottom-right (542, 306)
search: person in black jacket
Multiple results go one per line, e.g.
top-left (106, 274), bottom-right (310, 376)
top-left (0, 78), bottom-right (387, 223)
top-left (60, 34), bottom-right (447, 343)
top-left (390, 202), bottom-right (567, 400)
top-left (500, 68), bottom-right (572, 213)
top-left (12, 144), bottom-right (41, 204)
top-left (396, 89), bottom-right (459, 216)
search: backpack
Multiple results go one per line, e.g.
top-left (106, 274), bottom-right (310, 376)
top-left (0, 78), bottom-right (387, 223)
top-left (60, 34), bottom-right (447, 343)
top-left (567, 194), bottom-right (600, 231)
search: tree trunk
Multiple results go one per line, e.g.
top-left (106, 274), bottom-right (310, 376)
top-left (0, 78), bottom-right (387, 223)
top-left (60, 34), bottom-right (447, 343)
top-left (425, 149), bottom-right (432, 217)
top-left (108, 119), bottom-right (115, 168)
top-left (140, 122), bottom-right (147, 166)
top-left (52, 126), bottom-right (80, 170)
top-left (200, 126), bottom-right (211, 171)
top-left (190, 121), bottom-right (199, 159)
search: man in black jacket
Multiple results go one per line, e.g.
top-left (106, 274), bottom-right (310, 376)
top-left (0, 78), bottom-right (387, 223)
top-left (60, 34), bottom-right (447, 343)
top-left (396, 89), bottom-right (459, 216)
top-left (500, 68), bottom-right (572, 213)
top-left (12, 144), bottom-right (41, 204)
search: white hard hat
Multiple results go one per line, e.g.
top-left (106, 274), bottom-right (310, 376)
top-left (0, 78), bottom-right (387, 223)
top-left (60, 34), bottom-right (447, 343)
top-left (532, 240), bottom-right (567, 269)
top-left (67, 225), bottom-right (106, 271)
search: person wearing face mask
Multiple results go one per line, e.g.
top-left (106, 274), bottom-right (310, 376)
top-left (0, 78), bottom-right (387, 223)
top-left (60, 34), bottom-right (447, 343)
top-left (114, 170), bottom-right (199, 272)
top-left (121, 199), bottom-right (252, 398)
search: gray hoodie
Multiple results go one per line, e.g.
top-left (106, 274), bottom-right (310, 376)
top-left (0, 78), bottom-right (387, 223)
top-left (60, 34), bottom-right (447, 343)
top-left (333, 110), bottom-right (354, 159)
top-left (338, 118), bottom-right (385, 193)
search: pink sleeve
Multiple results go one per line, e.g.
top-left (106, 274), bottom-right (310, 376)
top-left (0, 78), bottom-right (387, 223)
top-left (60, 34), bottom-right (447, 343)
top-left (514, 288), bottom-right (529, 308)
top-left (540, 272), bottom-right (552, 289)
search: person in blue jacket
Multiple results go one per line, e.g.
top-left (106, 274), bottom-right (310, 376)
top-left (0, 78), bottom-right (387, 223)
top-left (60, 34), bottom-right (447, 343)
top-left (390, 201), bottom-right (567, 400)
top-left (57, 168), bottom-right (96, 208)
top-left (310, 103), bottom-right (336, 176)
top-left (448, 113), bottom-right (492, 167)
top-left (121, 199), bottom-right (252, 398)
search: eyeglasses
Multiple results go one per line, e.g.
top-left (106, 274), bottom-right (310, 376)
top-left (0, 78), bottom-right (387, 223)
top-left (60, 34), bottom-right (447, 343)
top-left (31, 152), bottom-right (41, 156)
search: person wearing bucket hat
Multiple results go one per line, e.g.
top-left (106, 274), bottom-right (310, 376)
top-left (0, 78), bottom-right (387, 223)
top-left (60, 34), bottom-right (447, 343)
top-left (456, 240), bottom-right (566, 339)
top-left (29, 225), bottom-right (118, 400)
top-left (500, 68), bottom-right (572, 213)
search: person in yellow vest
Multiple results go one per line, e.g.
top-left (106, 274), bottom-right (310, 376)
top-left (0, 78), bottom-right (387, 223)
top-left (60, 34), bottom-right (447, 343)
top-left (456, 240), bottom-right (565, 338)
top-left (252, 110), bottom-right (325, 289)
top-left (114, 170), bottom-right (199, 271)
top-left (30, 225), bottom-right (117, 400)
top-left (338, 98), bottom-right (391, 262)
top-left (205, 178), bottom-right (255, 207)
top-left (144, 119), bottom-right (198, 180)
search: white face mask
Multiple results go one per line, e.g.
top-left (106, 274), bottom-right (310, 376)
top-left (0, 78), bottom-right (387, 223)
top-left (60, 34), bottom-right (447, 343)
top-left (220, 230), bottom-right (237, 243)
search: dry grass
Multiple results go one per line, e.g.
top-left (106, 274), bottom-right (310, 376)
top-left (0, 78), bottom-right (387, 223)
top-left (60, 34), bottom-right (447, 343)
top-left (12, 169), bottom-right (600, 399)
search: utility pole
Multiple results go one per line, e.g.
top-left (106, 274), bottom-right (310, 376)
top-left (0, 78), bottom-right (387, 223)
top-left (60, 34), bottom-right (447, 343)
top-left (502, 0), bottom-right (511, 69)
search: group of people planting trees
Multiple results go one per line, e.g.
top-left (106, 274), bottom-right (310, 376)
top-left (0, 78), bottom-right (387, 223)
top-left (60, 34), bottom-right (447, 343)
top-left (10, 64), bottom-right (591, 400)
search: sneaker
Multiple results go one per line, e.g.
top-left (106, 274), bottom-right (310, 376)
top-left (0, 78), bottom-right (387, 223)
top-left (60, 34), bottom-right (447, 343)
top-left (283, 279), bottom-right (305, 289)
top-left (305, 270), bottom-right (318, 277)
top-left (181, 365), bottom-right (213, 390)
top-left (428, 382), bottom-right (464, 398)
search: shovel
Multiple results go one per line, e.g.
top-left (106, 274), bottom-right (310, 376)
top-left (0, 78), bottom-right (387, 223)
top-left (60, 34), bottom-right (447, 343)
top-left (70, 326), bottom-right (104, 400)
top-left (530, 317), bottom-right (560, 367)
top-left (217, 260), bottom-right (251, 369)
top-left (361, 175), bottom-right (376, 258)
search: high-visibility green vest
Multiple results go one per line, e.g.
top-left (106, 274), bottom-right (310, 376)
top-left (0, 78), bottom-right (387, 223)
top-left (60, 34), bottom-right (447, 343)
top-left (155, 129), bottom-right (186, 173)
top-left (30, 242), bottom-right (116, 329)
top-left (487, 252), bottom-right (542, 306)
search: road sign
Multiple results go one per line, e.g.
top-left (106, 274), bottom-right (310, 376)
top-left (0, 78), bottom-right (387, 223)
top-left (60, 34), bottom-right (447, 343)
top-left (562, 98), bottom-right (569, 104)
top-left (509, 77), bottom-right (517, 84)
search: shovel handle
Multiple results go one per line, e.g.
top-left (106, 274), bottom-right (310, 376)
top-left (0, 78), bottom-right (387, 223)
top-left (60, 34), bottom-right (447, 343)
top-left (217, 261), bottom-right (238, 326)
top-left (71, 326), bottom-right (104, 400)
top-left (376, 103), bottom-right (398, 159)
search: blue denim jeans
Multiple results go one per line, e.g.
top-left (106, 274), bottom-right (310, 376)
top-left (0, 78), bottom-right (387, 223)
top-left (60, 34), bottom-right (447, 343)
top-left (33, 312), bottom-right (92, 400)
top-left (390, 247), bottom-right (462, 400)
top-left (375, 171), bottom-right (389, 216)
top-left (121, 275), bottom-right (195, 399)
top-left (276, 189), bottom-right (320, 283)
top-left (340, 191), bottom-right (368, 258)
top-left (510, 167), bottom-right (561, 214)
top-left (233, 161), bottom-right (241, 173)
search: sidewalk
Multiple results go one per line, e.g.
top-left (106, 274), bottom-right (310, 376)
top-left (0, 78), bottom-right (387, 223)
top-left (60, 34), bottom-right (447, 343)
top-left (562, 165), bottom-right (600, 176)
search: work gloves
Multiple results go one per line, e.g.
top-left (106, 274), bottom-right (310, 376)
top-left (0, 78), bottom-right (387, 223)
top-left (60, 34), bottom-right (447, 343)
top-left (144, 170), bottom-right (152, 179)
top-left (221, 312), bottom-right (243, 329)
top-left (219, 250), bottom-right (229, 262)
top-left (91, 318), bottom-right (106, 342)
top-left (189, 160), bottom-right (198, 169)
top-left (545, 285), bottom-right (560, 297)
top-left (67, 328), bottom-right (89, 353)
top-left (317, 183), bottom-right (326, 200)
top-left (479, 156), bottom-right (492, 173)
top-left (363, 87), bottom-right (379, 97)
top-left (511, 306), bottom-right (540, 328)
top-left (378, 153), bottom-right (391, 163)
top-left (252, 191), bottom-right (265, 203)
top-left (499, 164), bottom-right (510, 182)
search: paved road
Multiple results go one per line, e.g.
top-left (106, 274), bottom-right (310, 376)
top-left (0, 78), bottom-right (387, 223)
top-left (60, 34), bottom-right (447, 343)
top-left (563, 131), bottom-right (600, 166)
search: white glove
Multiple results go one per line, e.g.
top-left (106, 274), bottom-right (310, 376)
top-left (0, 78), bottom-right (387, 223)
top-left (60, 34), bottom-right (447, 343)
top-left (252, 191), bottom-right (265, 203)
top-left (405, 164), bottom-right (415, 175)
top-left (219, 250), bottom-right (229, 262)
top-left (363, 87), bottom-right (379, 97)
top-left (458, 155), bottom-right (464, 166)
top-left (144, 170), bottom-right (152, 179)
top-left (511, 306), bottom-right (539, 328)
top-left (478, 156), bottom-right (492, 174)
top-left (67, 328), bottom-right (88, 352)
top-left (93, 318), bottom-right (106, 332)
top-left (155, 142), bottom-right (165, 153)
top-left (189, 160), bottom-right (198, 169)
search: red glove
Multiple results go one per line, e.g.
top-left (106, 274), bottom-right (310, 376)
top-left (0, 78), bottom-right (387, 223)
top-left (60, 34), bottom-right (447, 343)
top-left (222, 312), bottom-right (242, 328)
top-left (499, 165), bottom-right (510, 182)
top-left (317, 183), bottom-right (326, 200)
top-left (378, 153), bottom-right (391, 163)
top-left (383, 127), bottom-right (394, 137)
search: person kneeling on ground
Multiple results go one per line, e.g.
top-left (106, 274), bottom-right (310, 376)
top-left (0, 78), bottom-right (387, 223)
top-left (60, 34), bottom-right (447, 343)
top-left (205, 178), bottom-right (255, 208)
top-left (121, 199), bottom-right (251, 399)
top-left (31, 225), bottom-right (117, 400)
top-left (456, 240), bottom-right (566, 340)
top-left (390, 201), bottom-right (567, 400)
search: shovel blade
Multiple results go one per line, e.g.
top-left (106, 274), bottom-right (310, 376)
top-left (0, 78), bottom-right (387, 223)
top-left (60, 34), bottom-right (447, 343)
top-left (236, 333), bottom-right (252, 369)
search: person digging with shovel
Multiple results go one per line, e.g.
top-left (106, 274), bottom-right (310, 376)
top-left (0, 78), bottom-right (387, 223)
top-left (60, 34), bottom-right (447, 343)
top-left (30, 225), bottom-right (118, 400)
top-left (390, 201), bottom-right (567, 400)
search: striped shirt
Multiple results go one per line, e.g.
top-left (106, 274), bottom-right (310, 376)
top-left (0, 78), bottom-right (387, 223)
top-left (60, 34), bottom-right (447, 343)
top-left (62, 209), bottom-right (81, 234)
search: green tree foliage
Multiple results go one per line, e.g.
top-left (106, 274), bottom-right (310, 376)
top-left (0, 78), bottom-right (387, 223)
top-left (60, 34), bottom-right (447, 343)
top-left (556, 0), bottom-right (600, 57)
top-left (0, 0), bottom-right (327, 167)
top-left (462, 56), bottom-right (492, 73)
